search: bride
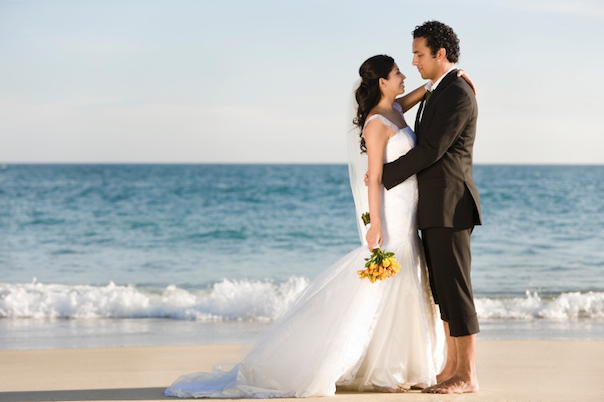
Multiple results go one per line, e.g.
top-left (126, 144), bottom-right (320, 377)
top-left (165, 55), bottom-right (468, 398)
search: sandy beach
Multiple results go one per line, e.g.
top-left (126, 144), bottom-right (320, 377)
top-left (1, 340), bottom-right (603, 402)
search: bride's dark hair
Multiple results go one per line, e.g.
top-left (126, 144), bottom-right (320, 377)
top-left (353, 55), bottom-right (395, 153)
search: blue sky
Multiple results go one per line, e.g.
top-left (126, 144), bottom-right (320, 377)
top-left (1, 0), bottom-right (603, 164)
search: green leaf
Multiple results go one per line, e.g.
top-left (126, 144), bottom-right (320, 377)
top-left (361, 212), bottom-right (371, 226)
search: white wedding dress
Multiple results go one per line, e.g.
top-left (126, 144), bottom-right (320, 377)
top-left (165, 107), bottom-right (445, 398)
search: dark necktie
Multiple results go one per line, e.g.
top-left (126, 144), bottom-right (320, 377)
top-left (425, 90), bottom-right (433, 104)
top-left (419, 90), bottom-right (432, 123)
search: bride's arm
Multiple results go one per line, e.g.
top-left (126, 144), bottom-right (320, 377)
top-left (394, 70), bottom-right (477, 113)
top-left (457, 70), bottom-right (477, 94)
top-left (364, 120), bottom-right (390, 251)
top-left (395, 85), bottom-right (426, 113)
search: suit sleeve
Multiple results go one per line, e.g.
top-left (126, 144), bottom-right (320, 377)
top-left (382, 83), bottom-right (474, 190)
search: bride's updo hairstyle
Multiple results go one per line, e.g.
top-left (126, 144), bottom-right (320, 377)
top-left (354, 54), bottom-right (394, 153)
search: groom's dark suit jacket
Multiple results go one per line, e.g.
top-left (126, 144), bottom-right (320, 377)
top-left (382, 69), bottom-right (482, 230)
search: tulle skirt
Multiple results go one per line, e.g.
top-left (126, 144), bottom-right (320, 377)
top-left (165, 230), bottom-right (445, 398)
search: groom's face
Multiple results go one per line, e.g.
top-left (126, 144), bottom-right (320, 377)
top-left (412, 37), bottom-right (439, 81)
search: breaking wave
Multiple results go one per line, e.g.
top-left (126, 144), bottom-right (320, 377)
top-left (1, 280), bottom-right (603, 321)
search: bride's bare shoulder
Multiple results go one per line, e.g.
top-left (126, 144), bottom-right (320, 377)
top-left (363, 118), bottom-right (390, 142)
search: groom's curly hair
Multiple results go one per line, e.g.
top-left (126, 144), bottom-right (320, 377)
top-left (413, 20), bottom-right (460, 63)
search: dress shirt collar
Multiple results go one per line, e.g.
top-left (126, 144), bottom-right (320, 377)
top-left (426, 66), bottom-right (456, 92)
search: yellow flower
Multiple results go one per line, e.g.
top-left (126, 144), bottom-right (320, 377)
top-left (359, 246), bottom-right (400, 282)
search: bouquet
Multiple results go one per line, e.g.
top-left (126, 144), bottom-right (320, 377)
top-left (357, 212), bottom-right (401, 283)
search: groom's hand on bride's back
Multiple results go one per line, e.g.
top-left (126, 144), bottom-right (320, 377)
top-left (363, 172), bottom-right (384, 187)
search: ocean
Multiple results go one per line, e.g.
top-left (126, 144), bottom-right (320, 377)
top-left (1, 164), bottom-right (603, 349)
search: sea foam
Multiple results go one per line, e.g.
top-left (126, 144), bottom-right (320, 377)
top-left (0, 278), bottom-right (309, 321)
top-left (1, 279), bottom-right (603, 321)
top-left (475, 290), bottom-right (604, 320)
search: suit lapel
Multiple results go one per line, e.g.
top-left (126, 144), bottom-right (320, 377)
top-left (415, 99), bottom-right (425, 132)
top-left (416, 69), bottom-right (458, 133)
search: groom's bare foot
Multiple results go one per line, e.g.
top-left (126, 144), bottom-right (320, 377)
top-left (436, 366), bottom-right (456, 383)
top-left (422, 375), bottom-right (479, 394)
top-left (373, 384), bottom-right (408, 393)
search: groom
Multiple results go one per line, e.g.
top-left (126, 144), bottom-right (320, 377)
top-left (383, 20), bottom-right (481, 394)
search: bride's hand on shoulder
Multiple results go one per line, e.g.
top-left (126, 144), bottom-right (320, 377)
top-left (457, 70), bottom-right (477, 95)
top-left (366, 224), bottom-right (383, 251)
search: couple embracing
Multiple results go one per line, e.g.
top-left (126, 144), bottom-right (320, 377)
top-left (166, 20), bottom-right (481, 398)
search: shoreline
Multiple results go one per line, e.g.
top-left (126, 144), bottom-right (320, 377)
top-left (1, 340), bottom-right (604, 401)
top-left (2, 317), bottom-right (604, 352)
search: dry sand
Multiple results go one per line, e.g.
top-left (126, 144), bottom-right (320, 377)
top-left (1, 340), bottom-right (604, 402)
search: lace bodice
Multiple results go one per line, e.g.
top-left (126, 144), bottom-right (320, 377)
top-left (363, 104), bottom-right (416, 164)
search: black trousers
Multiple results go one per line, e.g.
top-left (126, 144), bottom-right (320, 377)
top-left (421, 227), bottom-right (480, 337)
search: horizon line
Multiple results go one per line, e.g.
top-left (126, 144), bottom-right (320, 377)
top-left (1, 162), bottom-right (603, 166)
